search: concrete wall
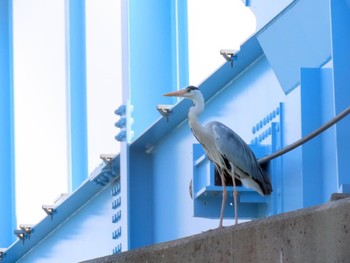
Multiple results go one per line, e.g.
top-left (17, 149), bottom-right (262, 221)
top-left (83, 197), bottom-right (350, 262)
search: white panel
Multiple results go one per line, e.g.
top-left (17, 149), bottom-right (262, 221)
top-left (85, 0), bottom-right (122, 174)
top-left (187, 0), bottom-right (255, 86)
top-left (13, 0), bottom-right (68, 225)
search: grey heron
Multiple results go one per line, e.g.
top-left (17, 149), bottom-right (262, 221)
top-left (164, 86), bottom-right (272, 227)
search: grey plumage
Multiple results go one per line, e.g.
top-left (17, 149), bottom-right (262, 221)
top-left (164, 86), bottom-right (272, 227)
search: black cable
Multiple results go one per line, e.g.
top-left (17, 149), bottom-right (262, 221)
top-left (258, 106), bottom-right (350, 164)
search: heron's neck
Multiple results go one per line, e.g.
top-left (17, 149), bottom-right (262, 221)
top-left (188, 96), bottom-right (205, 136)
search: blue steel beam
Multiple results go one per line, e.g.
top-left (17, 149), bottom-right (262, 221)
top-left (131, 35), bottom-right (263, 150)
top-left (0, 0), bottom-right (16, 247)
top-left (300, 68), bottom-right (323, 207)
top-left (119, 0), bottom-right (131, 252)
top-left (66, 0), bottom-right (88, 191)
top-left (171, 0), bottom-right (188, 91)
top-left (330, 0), bottom-right (350, 192)
top-left (1, 156), bottom-right (120, 262)
top-left (126, 0), bottom-right (189, 250)
top-left (128, 0), bottom-right (189, 140)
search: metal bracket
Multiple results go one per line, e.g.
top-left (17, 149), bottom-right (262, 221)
top-left (156, 104), bottom-right (173, 122)
top-left (113, 243), bottom-right (122, 254)
top-left (115, 101), bottom-right (134, 143)
top-left (0, 249), bottom-right (6, 260)
top-left (42, 205), bottom-right (56, 221)
top-left (115, 130), bottom-right (126, 142)
top-left (115, 105), bottom-right (126, 116)
top-left (101, 153), bottom-right (117, 174)
top-left (115, 117), bottom-right (126, 128)
top-left (14, 229), bottom-right (25, 243)
top-left (19, 224), bottom-right (33, 233)
top-left (100, 154), bottom-right (116, 165)
top-left (19, 224), bottom-right (34, 239)
top-left (220, 49), bottom-right (238, 68)
top-left (89, 154), bottom-right (118, 186)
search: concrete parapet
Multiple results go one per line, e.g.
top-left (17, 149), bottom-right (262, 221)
top-left (83, 197), bottom-right (350, 262)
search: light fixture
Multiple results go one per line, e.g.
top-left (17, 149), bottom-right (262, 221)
top-left (14, 229), bottom-right (26, 243)
top-left (0, 249), bottom-right (6, 259)
top-left (156, 104), bottom-right (173, 122)
top-left (42, 205), bottom-right (56, 220)
top-left (220, 49), bottom-right (238, 67)
top-left (100, 154), bottom-right (116, 164)
top-left (19, 224), bottom-right (33, 234)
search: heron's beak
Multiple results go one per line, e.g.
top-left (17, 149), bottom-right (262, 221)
top-left (163, 89), bottom-right (187, 97)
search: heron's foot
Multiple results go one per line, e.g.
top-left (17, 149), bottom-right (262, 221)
top-left (202, 226), bottom-right (224, 234)
top-left (217, 225), bottom-right (225, 229)
top-left (202, 224), bottom-right (230, 234)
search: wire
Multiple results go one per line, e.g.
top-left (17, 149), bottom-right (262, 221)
top-left (258, 106), bottom-right (350, 164)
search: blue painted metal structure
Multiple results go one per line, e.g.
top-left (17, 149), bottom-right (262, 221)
top-left (124, 0), bottom-right (350, 247)
top-left (66, 0), bottom-right (88, 192)
top-left (331, 0), bottom-right (350, 194)
top-left (128, 0), bottom-right (188, 139)
top-left (2, 0), bottom-right (350, 262)
top-left (114, 0), bottom-right (190, 251)
top-left (1, 158), bottom-right (120, 262)
top-left (0, 0), bottom-right (16, 248)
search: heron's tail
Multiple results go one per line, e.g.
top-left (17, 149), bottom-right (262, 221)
top-left (258, 165), bottom-right (272, 195)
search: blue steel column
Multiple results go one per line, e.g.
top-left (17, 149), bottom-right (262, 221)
top-left (127, 0), bottom-right (188, 249)
top-left (66, 0), bottom-right (88, 191)
top-left (0, 0), bottom-right (16, 247)
top-left (171, 0), bottom-right (189, 91)
top-left (330, 0), bottom-right (350, 192)
top-left (119, 0), bottom-right (131, 251)
top-left (300, 68), bottom-right (323, 206)
top-left (128, 0), bottom-right (189, 139)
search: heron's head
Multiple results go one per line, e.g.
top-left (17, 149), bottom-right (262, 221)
top-left (163, 86), bottom-right (202, 100)
top-left (164, 86), bottom-right (205, 117)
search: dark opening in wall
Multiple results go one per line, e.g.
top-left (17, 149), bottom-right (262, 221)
top-left (214, 167), bottom-right (242, 187)
top-left (214, 161), bottom-right (270, 187)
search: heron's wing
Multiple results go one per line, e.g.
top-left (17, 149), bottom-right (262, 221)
top-left (208, 121), bottom-right (272, 195)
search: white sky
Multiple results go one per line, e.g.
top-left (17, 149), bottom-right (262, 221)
top-left (12, 0), bottom-right (255, 226)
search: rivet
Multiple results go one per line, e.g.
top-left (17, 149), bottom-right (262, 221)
top-left (264, 130), bottom-right (268, 138)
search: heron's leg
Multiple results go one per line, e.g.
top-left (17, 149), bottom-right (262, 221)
top-left (219, 170), bottom-right (226, 228)
top-left (231, 166), bottom-right (238, 225)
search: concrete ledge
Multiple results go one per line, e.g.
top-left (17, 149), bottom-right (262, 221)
top-left (83, 198), bottom-right (350, 262)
